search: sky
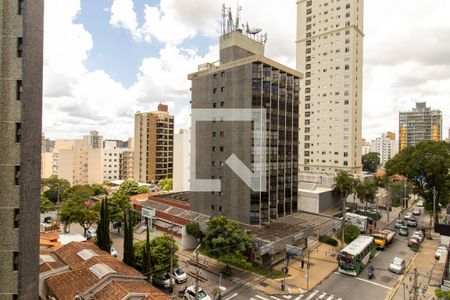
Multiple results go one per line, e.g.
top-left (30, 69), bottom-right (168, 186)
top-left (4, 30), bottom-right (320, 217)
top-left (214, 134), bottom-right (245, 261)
top-left (43, 0), bottom-right (450, 141)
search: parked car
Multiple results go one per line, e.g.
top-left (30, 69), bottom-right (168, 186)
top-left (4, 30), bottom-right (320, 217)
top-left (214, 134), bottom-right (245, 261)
top-left (413, 208), bottom-right (421, 216)
top-left (43, 216), bottom-right (54, 224)
top-left (407, 218), bottom-right (417, 227)
top-left (409, 237), bottom-right (421, 251)
top-left (389, 257), bottom-right (406, 274)
top-left (110, 247), bottom-right (118, 257)
top-left (404, 212), bottom-right (414, 221)
top-left (183, 286), bottom-right (212, 300)
top-left (395, 219), bottom-right (405, 229)
top-left (152, 273), bottom-right (175, 291)
top-left (435, 245), bottom-right (448, 260)
top-left (412, 231), bottom-right (424, 243)
top-left (399, 225), bottom-right (409, 236)
top-left (417, 200), bottom-right (424, 207)
top-left (173, 268), bottom-right (188, 284)
top-left (85, 229), bottom-right (97, 240)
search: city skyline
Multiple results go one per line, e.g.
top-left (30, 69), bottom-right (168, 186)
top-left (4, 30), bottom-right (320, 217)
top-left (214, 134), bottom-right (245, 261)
top-left (43, 0), bottom-right (450, 141)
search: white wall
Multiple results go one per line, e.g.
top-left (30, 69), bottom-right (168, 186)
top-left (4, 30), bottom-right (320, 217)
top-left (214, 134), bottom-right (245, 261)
top-left (173, 129), bottom-right (191, 192)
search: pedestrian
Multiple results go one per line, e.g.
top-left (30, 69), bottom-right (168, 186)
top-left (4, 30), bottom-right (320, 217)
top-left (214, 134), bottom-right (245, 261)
top-left (301, 259), bottom-right (305, 269)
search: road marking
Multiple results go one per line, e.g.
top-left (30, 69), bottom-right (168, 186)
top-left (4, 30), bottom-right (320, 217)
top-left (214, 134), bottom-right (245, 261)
top-left (333, 272), bottom-right (392, 289)
top-left (318, 292), bottom-right (327, 299)
top-left (305, 290), bottom-right (318, 300)
top-left (283, 296), bottom-right (292, 299)
top-left (325, 296), bottom-right (334, 300)
top-left (270, 296), bottom-right (282, 300)
top-left (255, 295), bottom-right (270, 300)
top-left (294, 295), bottom-right (304, 300)
top-left (225, 293), bottom-right (239, 300)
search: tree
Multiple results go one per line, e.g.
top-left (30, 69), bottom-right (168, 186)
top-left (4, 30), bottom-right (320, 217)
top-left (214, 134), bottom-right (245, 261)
top-left (41, 177), bottom-right (70, 203)
top-left (157, 178), bottom-right (173, 191)
top-left (59, 198), bottom-right (98, 236)
top-left (336, 224), bottom-right (360, 244)
top-left (385, 141), bottom-right (450, 221)
top-left (333, 170), bottom-right (355, 244)
top-left (123, 208), bottom-right (135, 267)
top-left (119, 179), bottom-right (140, 196)
top-left (186, 222), bottom-right (204, 242)
top-left (91, 184), bottom-right (108, 196)
top-left (137, 185), bottom-right (149, 194)
top-left (362, 152), bottom-right (380, 173)
top-left (134, 235), bottom-right (178, 280)
top-left (96, 197), bottom-right (112, 252)
top-left (40, 194), bottom-right (55, 213)
top-left (355, 179), bottom-right (377, 211)
top-left (109, 190), bottom-right (132, 225)
top-left (203, 216), bottom-right (252, 268)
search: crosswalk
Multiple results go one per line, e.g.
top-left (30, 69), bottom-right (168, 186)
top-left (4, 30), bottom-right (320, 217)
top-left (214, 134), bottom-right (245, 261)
top-left (238, 290), bottom-right (343, 300)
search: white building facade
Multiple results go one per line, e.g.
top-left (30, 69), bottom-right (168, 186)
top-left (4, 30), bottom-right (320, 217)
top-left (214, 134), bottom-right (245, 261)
top-left (173, 129), bottom-right (190, 192)
top-left (369, 133), bottom-right (399, 165)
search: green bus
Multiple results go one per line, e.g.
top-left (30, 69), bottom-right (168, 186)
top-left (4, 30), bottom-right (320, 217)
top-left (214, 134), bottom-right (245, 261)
top-left (338, 235), bottom-right (377, 276)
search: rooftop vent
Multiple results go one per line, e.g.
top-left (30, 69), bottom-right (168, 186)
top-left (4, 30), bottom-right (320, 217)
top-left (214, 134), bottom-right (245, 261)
top-left (77, 249), bottom-right (99, 261)
top-left (89, 263), bottom-right (116, 279)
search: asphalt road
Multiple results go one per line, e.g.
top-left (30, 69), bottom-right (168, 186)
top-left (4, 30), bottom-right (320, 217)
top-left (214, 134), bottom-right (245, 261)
top-left (312, 206), bottom-right (426, 300)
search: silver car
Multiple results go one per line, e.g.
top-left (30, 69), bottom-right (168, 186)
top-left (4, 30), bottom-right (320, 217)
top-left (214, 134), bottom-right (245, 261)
top-left (389, 257), bottom-right (406, 274)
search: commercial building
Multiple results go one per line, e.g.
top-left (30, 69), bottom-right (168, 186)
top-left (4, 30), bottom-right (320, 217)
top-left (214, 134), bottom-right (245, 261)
top-left (399, 102), bottom-right (443, 150)
top-left (173, 129), bottom-right (191, 192)
top-left (134, 104), bottom-right (174, 183)
top-left (296, 0), bottom-right (364, 174)
top-left (369, 132), bottom-right (398, 165)
top-left (188, 14), bottom-right (302, 225)
top-left (0, 0), bottom-right (44, 298)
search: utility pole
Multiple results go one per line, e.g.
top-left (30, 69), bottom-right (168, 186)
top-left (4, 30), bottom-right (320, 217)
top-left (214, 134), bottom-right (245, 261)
top-left (194, 244), bottom-right (201, 300)
top-left (433, 186), bottom-right (437, 226)
top-left (412, 268), bottom-right (419, 300)
top-left (342, 193), bottom-right (346, 245)
top-left (386, 184), bottom-right (390, 224)
top-left (56, 183), bottom-right (60, 220)
top-left (307, 251), bottom-right (310, 290)
top-left (169, 219), bottom-right (175, 293)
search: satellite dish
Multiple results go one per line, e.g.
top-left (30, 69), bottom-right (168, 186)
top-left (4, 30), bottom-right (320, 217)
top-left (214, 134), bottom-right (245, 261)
top-left (246, 22), bottom-right (262, 35)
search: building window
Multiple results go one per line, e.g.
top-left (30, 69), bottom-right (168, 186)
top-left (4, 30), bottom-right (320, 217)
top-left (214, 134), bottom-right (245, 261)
top-left (18, 0), bottom-right (23, 15)
top-left (212, 161), bottom-right (216, 166)
top-left (345, 64), bottom-right (350, 70)
top-left (13, 295), bottom-right (18, 300)
top-left (219, 206), bottom-right (222, 212)
top-left (213, 73), bottom-right (217, 79)
top-left (346, 12), bottom-right (350, 18)
top-left (211, 205), bottom-right (215, 210)
top-left (221, 87), bottom-right (225, 92)
top-left (220, 146), bottom-right (224, 152)
top-left (343, 161), bottom-right (348, 166)
top-left (220, 101), bottom-right (224, 107)
top-left (220, 131), bottom-right (224, 137)
top-left (15, 123), bottom-right (22, 143)
top-left (16, 80), bottom-right (22, 100)
top-left (14, 209), bottom-right (20, 228)
top-left (221, 71), bottom-right (225, 77)
top-left (212, 132), bottom-right (216, 137)
top-left (213, 88), bottom-right (217, 94)
top-left (346, 3), bottom-right (351, 9)
top-left (13, 252), bottom-right (19, 271)
top-left (17, 37), bottom-right (23, 57)
top-left (212, 146), bottom-right (216, 152)
top-left (213, 103), bottom-right (216, 108)
top-left (15, 166), bottom-right (20, 185)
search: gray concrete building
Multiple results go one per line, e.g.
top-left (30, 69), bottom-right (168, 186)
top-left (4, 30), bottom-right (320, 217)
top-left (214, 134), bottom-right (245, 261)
top-left (188, 21), bottom-right (302, 224)
top-left (0, 0), bottom-right (44, 299)
top-left (399, 102), bottom-right (442, 150)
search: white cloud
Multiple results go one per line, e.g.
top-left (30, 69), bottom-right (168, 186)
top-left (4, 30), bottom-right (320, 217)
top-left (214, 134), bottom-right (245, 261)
top-left (109, 0), bottom-right (142, 41)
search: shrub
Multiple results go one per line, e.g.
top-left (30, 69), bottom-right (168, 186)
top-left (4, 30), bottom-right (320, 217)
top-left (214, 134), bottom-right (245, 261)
top-left (336, 224), bottom-right (361, 244)
top-left (319, 235), bottom-right (338, 246)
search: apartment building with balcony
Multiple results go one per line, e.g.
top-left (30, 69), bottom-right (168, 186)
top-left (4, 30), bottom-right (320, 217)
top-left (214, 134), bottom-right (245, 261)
top-left (189, 27), bottom-right (302, 225)
top-left (0, 0), bottom-right (44, 298)
top-left (134, 104), bottom-right (174, 183)
top-left (296, 0), bottom-right (364, 175)
top-left (369, 132), bottom-right (399, 165)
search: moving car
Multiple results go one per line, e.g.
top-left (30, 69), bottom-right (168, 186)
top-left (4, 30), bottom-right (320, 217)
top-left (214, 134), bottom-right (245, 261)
top-left (411, 231), bottom-right (424, 243)
top-left (404, 212), bottom-right (414, 221)
top-left (407, 218), bottom-right (417, 227)
top-left (435, 245), bottom-right (448, 260)
top-left (85, 229), bottom-right (97, 239)
top-left (413, 208), bottom-right (421, 216)
top-left (152, 273), bottom-right (175, 291)
top-left (399, 225), bottom-right (409, 236)
top-left (110, 247), bottom-right (118, 257)
top-left (395, 219), bottom-right (405, 229)
top-left (389, 257), bottom-right (406, 274)
top-left (173, 268), bottom-right (188, 284)
top-left (408, 237), bottom-right (421, 251)
top-left (184, 285), bottom-right (212, 300)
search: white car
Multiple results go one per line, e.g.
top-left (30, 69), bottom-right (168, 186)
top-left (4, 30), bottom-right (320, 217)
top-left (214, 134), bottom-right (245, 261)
top-left (86, 229), bottom-right (97, 239)
top-left (435, 245), bottom-right (448, 260)
top-left (173, 268), bottom-right (188, 284)
top-left (184, 286), bottom-right (212, 300)
top-left (413, 208), bottom-right (421, 216)
top-left (417, 200), bottom-right (424, 207)
top-left (404, 213), bottom-right (414, 221)
top-left (152, 273), bottom-right (175, 290)
top-left (389, 257), bottom-right (406, 274)
top-left (110, 247), bottom-right (118, 257)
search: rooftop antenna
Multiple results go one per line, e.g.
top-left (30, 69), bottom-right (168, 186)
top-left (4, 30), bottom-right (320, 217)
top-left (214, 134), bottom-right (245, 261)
top-left (235, 2), bottom-right (242, 31)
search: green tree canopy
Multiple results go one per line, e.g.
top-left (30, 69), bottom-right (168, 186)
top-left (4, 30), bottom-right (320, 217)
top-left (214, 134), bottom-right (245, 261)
top-left (203, 216), bottom-right (252, 267)
top-left (119, 179), bottom-right (140, 196)
top-left (134, 235), bottom-right (178, 279)
top-left (336, 224), bottom-right (360, 244)
top-left (362, 152), bottom-right (380, 173)
top-left (333, 170), bottom-right (354, 200)
top-left (91, 184), bottom-right (108, 196)
top-left (96, 197), bottom-right (112, 252)
top-left (157, 178), bottom-right (173, 191)
top-left (385, 141), bottom-right (450, 216)
top-left (355, 179), bottom-right (377, 211)
top-left (137, 185), bottom-right (149, 194)
top-left (40, 194), bottom-right (55, 213)
top-left (109, 190), bottom-right (132, 223)
top-left (41, 177), bottom-right (70, 203)
top-left (186, 222), bottom-right (204, 242)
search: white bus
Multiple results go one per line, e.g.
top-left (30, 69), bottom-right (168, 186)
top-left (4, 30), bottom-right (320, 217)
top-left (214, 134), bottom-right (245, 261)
top-left (338, 235), bottom-right (376, 276)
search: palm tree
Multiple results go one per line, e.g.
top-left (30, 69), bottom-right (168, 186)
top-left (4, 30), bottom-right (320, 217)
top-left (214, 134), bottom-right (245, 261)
top-left (333, 170), bottom-right (355, 244)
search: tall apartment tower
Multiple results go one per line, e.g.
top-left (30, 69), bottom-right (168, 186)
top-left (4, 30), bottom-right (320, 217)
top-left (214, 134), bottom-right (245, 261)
top-left (189, 16), bottom-right (302, 224)
top-left (83, 130), bottom-right (103, 149)
top-left (369, 132), bottom-right (399, 165)
top-left (0, 0), bottom-right (44, 298)
top-left (399, 102), bottom-right (442, 150)
top-left (134, 104), bottom-right (174, 183)
top-left (296, 0), bottom-right (364, 174)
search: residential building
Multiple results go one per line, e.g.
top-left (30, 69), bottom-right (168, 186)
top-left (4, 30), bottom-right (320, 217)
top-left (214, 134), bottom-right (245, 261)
top-left (296, 0), bottom-right (364, 174)
top-left (188, 20), bottom-right (302, 224)
top-left (399, 102), bottom-right (442, 150)
top-left (369, 132), bottom-right (399, 165)
top-left (119, 150), bottom-right (134, 180)
top-left (39, 242), bottom-right (169, 300)
top-left (83, 130), bottom-right (103, 149)
top-left (173, 129), bottom-right (191, 192)
top-left (102, 141), bottom-right (126, 182)
top-left (0, 0), bottom-right (44, 298)
top-left (361, 138), bottom-right (371, 156)
top-left (134, 104), bottom-right (174, 183)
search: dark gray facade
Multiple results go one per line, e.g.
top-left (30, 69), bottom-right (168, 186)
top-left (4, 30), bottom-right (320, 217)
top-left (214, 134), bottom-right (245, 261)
top-left (0, 0), bottom-right (43, 299)
top-left (189, 32), bottom-right (301, 225)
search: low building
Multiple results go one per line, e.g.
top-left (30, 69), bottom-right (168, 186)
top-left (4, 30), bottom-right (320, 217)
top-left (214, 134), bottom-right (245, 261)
top-left (39, 242), bottom-right (169, 300)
